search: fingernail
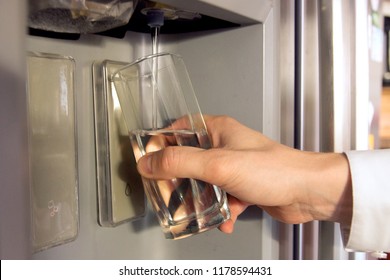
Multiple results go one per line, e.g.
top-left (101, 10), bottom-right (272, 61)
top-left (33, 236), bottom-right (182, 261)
top-left (139, 154), bottom-right (152, 175)
top-left (146, 154), bottom-right (152, 174)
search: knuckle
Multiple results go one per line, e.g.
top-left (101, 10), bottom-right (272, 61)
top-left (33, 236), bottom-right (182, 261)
top-left (160, 146), bottom-right (180, 174)
top-left (217, 115), bottom-right (234, 125)
top-left (202, 150), bottom-right (227, 181)
top-left (212, 115), bottom-right (238, 132)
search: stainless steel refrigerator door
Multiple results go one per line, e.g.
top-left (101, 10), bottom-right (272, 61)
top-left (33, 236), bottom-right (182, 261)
top-left (295, 0), bottom-right (373, 260)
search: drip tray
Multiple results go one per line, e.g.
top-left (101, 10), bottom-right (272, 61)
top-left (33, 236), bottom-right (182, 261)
top-left (92, 60), bottom-right (146, 227)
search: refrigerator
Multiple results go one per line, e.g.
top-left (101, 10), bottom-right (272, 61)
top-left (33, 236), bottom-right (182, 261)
top-left (0, 0), bottom-right (382, 260)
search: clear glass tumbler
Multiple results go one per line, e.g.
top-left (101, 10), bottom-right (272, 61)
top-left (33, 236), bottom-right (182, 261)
top-left (112, 53), bottom-right (230, 239)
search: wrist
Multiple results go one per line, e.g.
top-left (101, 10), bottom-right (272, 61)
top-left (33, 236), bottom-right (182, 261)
top-left (303, 152), bottom-right (353, 225)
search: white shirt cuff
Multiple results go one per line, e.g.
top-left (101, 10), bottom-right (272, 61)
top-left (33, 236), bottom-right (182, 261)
top-left (343, 149), bottom-right (390, 252)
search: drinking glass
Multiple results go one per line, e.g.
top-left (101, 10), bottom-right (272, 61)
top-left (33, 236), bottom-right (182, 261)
top-left (112, 53), bottom-right (230, 239)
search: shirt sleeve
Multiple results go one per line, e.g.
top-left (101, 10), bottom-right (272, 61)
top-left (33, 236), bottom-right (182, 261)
top-left (342, 149), bottom-right (390, 252)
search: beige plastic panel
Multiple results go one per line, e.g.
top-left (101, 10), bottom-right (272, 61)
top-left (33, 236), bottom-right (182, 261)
top-left (27, 52), bottom-right (79, 252)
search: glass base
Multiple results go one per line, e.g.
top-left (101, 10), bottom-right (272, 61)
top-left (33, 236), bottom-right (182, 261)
top-left (162, 202), bottom-right (231, 240)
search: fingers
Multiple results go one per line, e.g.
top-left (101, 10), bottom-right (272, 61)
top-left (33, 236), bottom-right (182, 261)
top-left (137, 145), bottom-right (239, 191)
top-left (137, 145), bottom-right (212, 181)
top-left (218, 196), bottom-right (250, 234)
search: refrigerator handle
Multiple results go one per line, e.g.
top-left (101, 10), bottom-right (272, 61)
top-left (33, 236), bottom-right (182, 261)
top-left (293, 0), bottom-right (320, 260)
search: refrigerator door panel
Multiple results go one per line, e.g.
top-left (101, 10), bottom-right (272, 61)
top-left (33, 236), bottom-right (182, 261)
top-left (27, 10), bottom-right (285, 258)
top-left (292, 1), bottom-right (361, 260)
top-left (0, 0), bottom-right (296, 260)
top-left (0, 1), bottom-right (30, 260)
top-left (0, 0), bottom-right (379, 260)
top-left (294, 0), bottom-right (322, 260)
top-left (317, 0), bottom-right (352, 260)
top-left (279, 0), bottom-right (295, 260)
top-left (296, 0), bottom-right (373, 260)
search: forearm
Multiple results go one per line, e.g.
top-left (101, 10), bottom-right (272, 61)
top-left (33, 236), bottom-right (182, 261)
top-left (298, 152), bottom-right (353, 225)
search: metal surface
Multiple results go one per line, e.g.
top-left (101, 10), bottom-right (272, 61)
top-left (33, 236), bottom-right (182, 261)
top-left (353, 0), bottom-right (370, 151)
top-left (0, 1), bottom-right (30, 259)
top-left (279, 0), bottom-right (295, 260)
top-left (92, 60), bottom-right (146, 227)
top-left (317, 0), bottom-right (357, 152)
top-left (157, 0), bottom-right (273, 24)
top-left (0, 0), bottom-right (297, 260)
top-left (27, 18), bottom-right (277, 258)
top-left (280, 0), bottom-right (295, 148)
top-left (294, 0), bottom-right (320, 260)
top-left (1, 0), bottom-right (369, 260)
top-left (294, 0), bottom-right (372, 260)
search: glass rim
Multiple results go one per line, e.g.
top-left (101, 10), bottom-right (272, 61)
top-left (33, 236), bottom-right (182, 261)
top-left (111, 52), bottom-right (182, 80)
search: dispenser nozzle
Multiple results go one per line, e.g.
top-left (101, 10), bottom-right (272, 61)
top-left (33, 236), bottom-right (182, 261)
top-left (146, 9), bottom-right (165, 27)
top-left (141, 1), bottom-right (201, 25)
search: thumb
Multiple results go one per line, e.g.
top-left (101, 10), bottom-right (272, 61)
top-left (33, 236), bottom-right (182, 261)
top-left (137, 146), bottom-right (212, 181)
